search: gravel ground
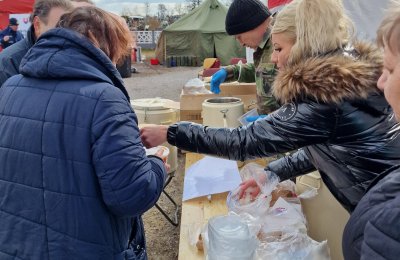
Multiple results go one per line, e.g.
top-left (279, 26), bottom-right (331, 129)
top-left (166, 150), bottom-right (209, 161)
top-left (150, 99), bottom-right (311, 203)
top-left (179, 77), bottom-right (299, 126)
top-left (124, 63), bottom-right (201, 101)
top-left (123, 63), bottom-right (201, 260)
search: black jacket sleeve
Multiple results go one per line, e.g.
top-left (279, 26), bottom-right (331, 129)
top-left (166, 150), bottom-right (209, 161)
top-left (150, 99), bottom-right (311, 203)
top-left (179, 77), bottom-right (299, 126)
top-left (168, 102), bottom-right (337, 161)
top-left (266, 149), bottom-right (316, 181)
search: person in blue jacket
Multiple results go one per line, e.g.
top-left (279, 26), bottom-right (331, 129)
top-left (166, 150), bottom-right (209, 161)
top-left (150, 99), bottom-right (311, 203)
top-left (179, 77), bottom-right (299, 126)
top-left (0, 18), bottom-right (24, 49)
top-left (0, 6), bottom-right (167, 260)
top-left (342, 3), bottom-right (400, 259)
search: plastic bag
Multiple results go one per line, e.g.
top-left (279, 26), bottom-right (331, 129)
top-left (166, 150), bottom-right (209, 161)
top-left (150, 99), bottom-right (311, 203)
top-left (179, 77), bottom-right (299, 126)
top-left (258, 197), bottom-right (307, 241)
top-left (240, 163), bottom-right (280, 195)
top-left (227, 164), bottom-right (279, 218)
top-left (188, 222), bottom-right (206, 251)
top-left (182, 78), bottom-right (212, 94)
top-left (204, 214), bottom-right (258, 260)
top-left (255, 231), bottom-right (330, 260)
top-left (270, 180), bottom-right (298, 206)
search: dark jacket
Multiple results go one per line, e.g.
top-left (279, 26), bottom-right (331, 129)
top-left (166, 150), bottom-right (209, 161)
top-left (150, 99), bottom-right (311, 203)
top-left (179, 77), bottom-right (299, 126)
top-left (0, 28), bottom-right (166, 259)
top-left (0, 26), bottom-right (24, 49)
top-left (167, 42), bottom-right (400, 212)
top-left (0, 25), bottom-right (35, 87)
top-left (342, 165), bottom-right (400, 260)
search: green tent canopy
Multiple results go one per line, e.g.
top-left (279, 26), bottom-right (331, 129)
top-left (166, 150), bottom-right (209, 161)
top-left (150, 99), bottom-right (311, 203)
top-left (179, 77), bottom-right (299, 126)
top-left (155, 0), bottom-right (245, 66)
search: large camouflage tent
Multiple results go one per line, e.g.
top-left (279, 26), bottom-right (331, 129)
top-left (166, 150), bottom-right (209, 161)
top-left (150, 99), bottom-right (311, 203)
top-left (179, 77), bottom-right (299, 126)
top-left (155, 0), bottom-right (245, 66)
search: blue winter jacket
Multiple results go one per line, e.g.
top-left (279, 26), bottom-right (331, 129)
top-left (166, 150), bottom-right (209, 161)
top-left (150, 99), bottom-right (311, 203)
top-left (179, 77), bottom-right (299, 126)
top-left (0, 25), bottom-right (35, 86)
top-left (0, 28), bottom-right (166, 259)
top-left (342, 165), bottom-right (400, 260)
top-left (0, 26), bottom-right (24, 49)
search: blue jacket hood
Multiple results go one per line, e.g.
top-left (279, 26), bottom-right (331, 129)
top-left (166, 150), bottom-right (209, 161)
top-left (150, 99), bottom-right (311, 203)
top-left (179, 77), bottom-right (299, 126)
top-left (20, 28), bottom-right (130, 99)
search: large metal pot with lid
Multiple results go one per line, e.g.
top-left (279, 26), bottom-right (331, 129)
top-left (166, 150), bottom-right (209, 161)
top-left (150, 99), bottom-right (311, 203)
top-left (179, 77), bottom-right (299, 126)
top-left (202, 97), bottom-right (244, 127)
top-left (131, 98), bottom-right (179, 173)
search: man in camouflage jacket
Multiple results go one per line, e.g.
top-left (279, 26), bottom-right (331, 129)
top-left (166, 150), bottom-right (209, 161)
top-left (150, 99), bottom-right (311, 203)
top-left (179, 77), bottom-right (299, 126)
top-left (210, 0), bottom-right (279, 115)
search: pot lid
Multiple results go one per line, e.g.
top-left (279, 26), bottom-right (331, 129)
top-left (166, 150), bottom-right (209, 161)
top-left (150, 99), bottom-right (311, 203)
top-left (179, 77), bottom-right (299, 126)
top-left (130, 98), bottom-right (172, 111)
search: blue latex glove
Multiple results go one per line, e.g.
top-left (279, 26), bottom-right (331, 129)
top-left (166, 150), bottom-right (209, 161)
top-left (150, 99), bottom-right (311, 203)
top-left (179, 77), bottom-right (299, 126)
top-left (245, 115), bottom-right (268, 123)
top-left (210, 69), bottom-right (227, 94)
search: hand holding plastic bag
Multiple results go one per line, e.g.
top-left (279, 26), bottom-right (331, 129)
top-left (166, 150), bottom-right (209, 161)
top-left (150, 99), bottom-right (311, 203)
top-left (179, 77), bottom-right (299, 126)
top-left (238, 166), bottom-right (280, 200)
top-left (210, 69), bottom-right (227, 94)
top-left (227, 164), bottom-right (280, 218)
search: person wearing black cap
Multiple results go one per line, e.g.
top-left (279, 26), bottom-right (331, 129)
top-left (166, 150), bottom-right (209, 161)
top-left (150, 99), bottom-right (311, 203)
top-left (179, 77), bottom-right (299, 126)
top-left (0, 18), bottom-right (24, 49)
top-left (210, 0), bottom-right (279, 116)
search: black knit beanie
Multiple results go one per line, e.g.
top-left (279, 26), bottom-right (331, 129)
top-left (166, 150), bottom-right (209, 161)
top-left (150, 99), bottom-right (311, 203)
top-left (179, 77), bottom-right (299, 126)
top-left (226, 0), bottom-right (271, 35)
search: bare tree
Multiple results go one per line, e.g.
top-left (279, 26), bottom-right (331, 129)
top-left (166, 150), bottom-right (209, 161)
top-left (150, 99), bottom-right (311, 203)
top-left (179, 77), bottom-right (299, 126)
top-left (186, 0), bottom-right (202, 11)
top-left (174, 3), bottom-right (184, 16)
top-left (144, 1), bottom-right (150, 30)
top-left (157, 4), bottom-right (167, 21)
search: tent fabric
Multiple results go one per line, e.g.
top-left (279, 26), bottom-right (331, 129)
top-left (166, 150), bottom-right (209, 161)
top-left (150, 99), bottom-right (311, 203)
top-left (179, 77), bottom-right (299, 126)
top-left (155, 0), bottom-right (245, 66)
top-left (0, 0), bottom-right (33, 29)
top-left (343, 0), bottom-right (390, 41)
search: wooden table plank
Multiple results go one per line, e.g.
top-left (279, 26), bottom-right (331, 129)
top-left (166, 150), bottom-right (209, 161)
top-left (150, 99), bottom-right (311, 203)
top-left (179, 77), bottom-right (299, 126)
top-left (178, 153), bottom-right (229, 260)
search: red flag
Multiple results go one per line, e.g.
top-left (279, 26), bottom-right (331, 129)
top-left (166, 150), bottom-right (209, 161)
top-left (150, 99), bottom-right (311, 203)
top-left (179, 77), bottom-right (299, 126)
top-left (268, 0), bottom-right (293, 13)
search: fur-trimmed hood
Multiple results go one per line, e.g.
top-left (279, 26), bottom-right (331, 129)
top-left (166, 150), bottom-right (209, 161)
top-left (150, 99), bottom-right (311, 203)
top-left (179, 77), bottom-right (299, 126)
top-left (273, 42), bottom-right (383, 104)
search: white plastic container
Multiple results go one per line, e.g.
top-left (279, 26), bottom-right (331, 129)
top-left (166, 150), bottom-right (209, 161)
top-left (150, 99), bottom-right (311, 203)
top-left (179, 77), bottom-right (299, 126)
top-left (131, 98), bottom-right (179, 173)
top-left (144, 146), bottom-right (170, 162)
top-left (202, 97), bottom-right (244, 128)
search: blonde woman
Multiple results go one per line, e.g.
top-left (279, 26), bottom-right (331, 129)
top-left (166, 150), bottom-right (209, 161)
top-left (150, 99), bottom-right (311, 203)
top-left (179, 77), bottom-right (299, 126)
top-left (0, 7), bottom-right (167, 259)
top-left (343, 3), bottom-right (400, 259)
top-left (141, 0), bottom-right (400, 213)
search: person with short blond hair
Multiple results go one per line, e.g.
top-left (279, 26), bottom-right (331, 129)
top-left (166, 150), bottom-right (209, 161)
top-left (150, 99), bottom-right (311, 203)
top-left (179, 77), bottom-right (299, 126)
top-left (342, 2), bottom-right (400, 259)
top-left (0, 6), bottom-right (167, 259)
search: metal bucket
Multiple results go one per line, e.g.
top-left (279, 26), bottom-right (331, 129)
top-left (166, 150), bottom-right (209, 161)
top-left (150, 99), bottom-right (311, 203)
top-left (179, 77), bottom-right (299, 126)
top-left (202, 97), bottom-right (244, 128)
top-left (131, 98), bottom-right (179, 173)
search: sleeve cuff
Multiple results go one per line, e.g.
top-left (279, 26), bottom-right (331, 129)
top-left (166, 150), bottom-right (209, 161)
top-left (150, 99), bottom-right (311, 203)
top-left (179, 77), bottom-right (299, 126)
top-left (167, 123), bottom-right (178, 146)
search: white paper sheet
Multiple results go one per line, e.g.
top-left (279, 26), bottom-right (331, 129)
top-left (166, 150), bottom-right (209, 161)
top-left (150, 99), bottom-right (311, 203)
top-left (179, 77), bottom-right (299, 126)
top-left (182, 156), bottom-right (242, 201)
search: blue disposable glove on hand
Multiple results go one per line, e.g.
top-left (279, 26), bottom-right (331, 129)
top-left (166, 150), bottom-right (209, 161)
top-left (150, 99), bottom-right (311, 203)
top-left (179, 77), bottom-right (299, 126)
top-left (210, 69), bottom-right (227, 94)
top-left (245, 115), bottom-right (268, 123)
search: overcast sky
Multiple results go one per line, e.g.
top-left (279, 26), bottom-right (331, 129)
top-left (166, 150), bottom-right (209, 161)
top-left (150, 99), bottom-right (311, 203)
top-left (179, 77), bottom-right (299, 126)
top-left (92, 0), bottom-right (188, 15)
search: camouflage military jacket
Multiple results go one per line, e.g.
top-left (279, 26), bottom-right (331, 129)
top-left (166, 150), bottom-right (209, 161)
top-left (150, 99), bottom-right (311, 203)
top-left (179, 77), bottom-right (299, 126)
top-left (225, 31), bottom-right (280, 114)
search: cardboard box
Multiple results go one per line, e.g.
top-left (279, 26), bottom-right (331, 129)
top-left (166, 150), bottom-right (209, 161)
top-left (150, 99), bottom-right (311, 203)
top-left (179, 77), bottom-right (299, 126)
top-left (180, 82), bottom-right (257, 123)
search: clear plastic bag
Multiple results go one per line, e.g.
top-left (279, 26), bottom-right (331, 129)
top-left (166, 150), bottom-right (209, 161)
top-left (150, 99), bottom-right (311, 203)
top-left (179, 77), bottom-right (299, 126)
top-left (227, 163), bottom-right (279, 218)
top-left (182, 78), bottom-right (212, 94)
top-left (256, 231), bottom-right (330, 260)
top-left (204, 214), bottom-right (258, 260)
top-left (188, 222), bottom-right (206, 251)
top-left (259, 197), bottom-right (307, 241)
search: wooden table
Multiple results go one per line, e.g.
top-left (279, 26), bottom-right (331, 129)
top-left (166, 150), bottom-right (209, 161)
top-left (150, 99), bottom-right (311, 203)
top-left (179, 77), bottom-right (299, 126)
top-left (178, 153), bottom-right (229, 260)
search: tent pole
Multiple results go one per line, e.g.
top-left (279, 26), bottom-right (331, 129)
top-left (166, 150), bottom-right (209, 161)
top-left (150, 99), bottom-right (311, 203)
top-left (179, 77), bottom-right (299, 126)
top-left (164, 34), bottom-right (167, 64)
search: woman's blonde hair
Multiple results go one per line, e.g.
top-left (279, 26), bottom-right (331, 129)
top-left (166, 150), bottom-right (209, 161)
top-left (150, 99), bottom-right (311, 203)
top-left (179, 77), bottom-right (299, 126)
top-left (58, 6), bottom-right (132, 64)
top-left (272, 0), bottom-right (354, 66)
top-left (377, 0), bottom-right (400, 54)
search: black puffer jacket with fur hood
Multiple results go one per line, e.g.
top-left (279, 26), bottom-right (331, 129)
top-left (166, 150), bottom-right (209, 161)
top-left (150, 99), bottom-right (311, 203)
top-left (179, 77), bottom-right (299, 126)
top-left (167, 42), bottom-right (400, 212)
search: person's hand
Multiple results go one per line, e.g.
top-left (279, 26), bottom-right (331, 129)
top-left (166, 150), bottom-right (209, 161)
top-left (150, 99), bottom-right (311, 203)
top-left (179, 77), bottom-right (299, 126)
top-left (140, 124), bottom-right (168, 148)
top-left (245, 115), bottom-right (268, 123)
top-left (238, 179), bottom-right (261, 199)
top-left (210, 69), bottom-right (227, 94)
top-left (3, 36), bottom-right (9, 42)
top-left (154, 148), bottom-right (170, 172)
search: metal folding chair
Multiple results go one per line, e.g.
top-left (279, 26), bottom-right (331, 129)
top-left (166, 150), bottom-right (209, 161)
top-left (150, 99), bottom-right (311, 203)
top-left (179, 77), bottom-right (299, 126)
top-left (155, 171), bottom-right (179, 226)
